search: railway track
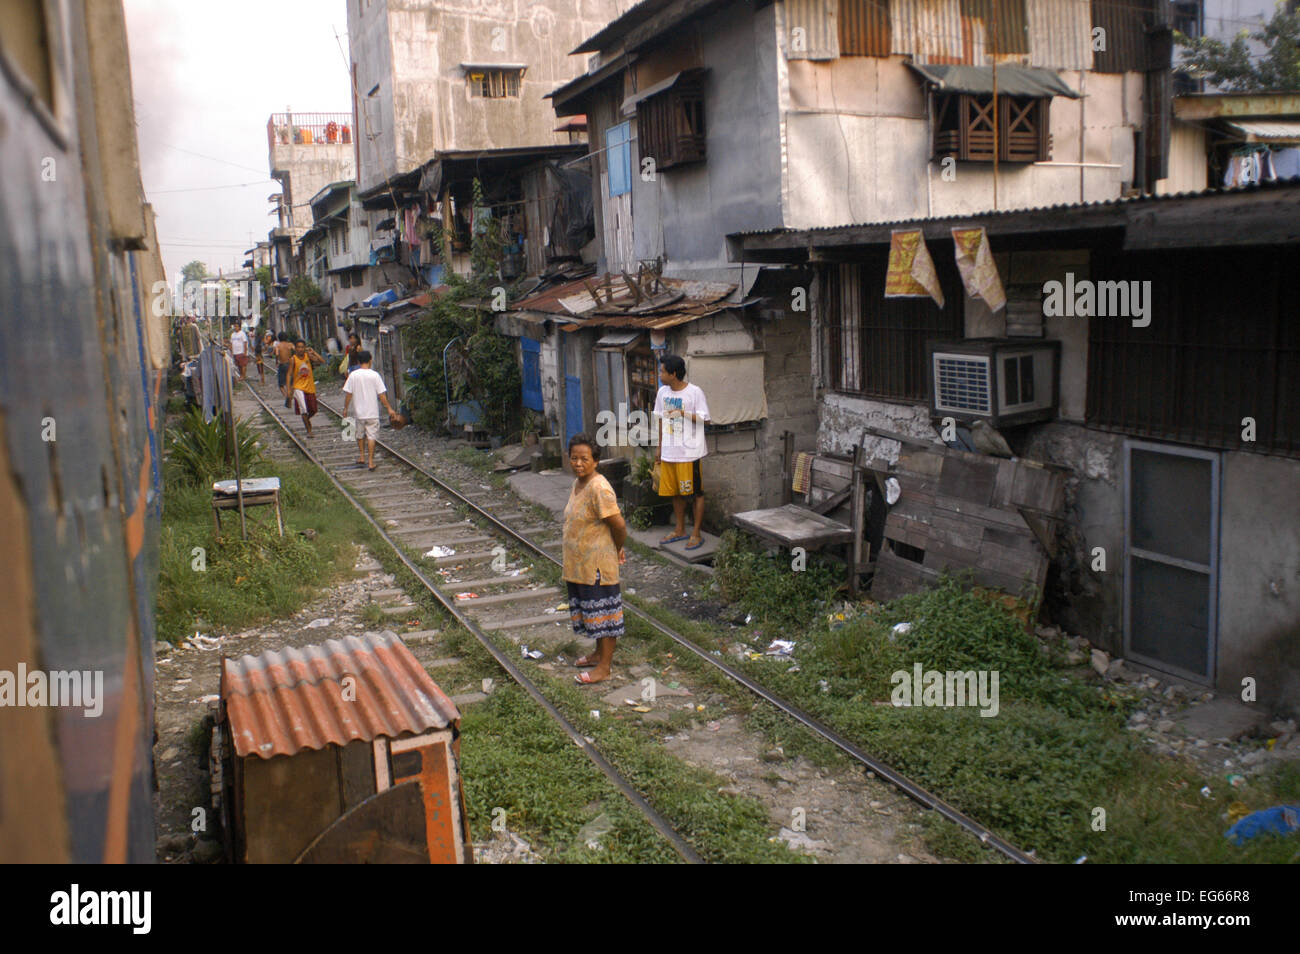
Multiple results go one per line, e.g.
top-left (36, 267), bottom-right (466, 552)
top-left (242, 377), bottom-right (1037, 865)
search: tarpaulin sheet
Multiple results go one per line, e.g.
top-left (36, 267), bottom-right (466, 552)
top-left (685, 353), bottom-right (767, 425)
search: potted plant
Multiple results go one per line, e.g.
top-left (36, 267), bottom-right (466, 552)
top-left (622, 454), bottom-right (672, 526)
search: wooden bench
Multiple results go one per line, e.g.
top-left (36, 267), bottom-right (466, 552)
top-left (212, 477), bottom-right (284, 539)
top-left (730, 432), bottom-right (872, 596)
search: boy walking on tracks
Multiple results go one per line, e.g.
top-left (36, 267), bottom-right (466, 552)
top-left (654, 354), bottom-right (710, 550)
top-left (275, 333), bottom-right (295, 408)
top-left (342, 351), bottom-right (398, 470)
top-left (289, 339), bottom-right (324, 437)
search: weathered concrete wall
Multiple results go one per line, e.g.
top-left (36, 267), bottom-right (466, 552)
top-left (1218, 452), bottom-right (1300, 712)
top-left (622, 1), bottom-right (785, 278)
top-left (351, 0), bottom-right (619, 194)
top-left (1021, 424), bottom-right (1126, 655)
top-left (1157, 120), bottom-right (1209, 195)
top-left (268, 141), bottom-right (354, 236)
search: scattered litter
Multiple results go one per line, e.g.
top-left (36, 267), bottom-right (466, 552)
top-left (577, 813), bottom-right (612, 850)
top-left (1200, 785), bottom-right (1213, 798)
top-left (554, 603), bottom-right (569, 612)
top-left (1074, 855), bottom-right (1087, 864)
top-left (765, 639), bottom-right (796, 657)
top-left (590, 710), bottom-right (600, 720)
top-left (482, 678), bottom-right (495, 695)
top-left (1226, 773), bottom-right (1247, 789)
top-left (890, 622), bottom-right (912, 640)
top-left (818, 679), bottom-right (830, 693)
top-left (520, 646), bottom-right (544, 660)
top-left (626, 587), bottom-right (635, 595)
top-left (745, 614), bottom-right (754, 625)
top-left (1226, 804), bottom-right (1300, 845)
top-left (885, 477), bottom-right (901, 505)
top-left (425, 546), bottom-right (456, 558)
top-left (196, 694), bottom-right (219, 704)
top-left (455, 592), bottom-right (479, 600)
top-left (185, 634), bottom-right (223, 651)
top-left (556, 656), bottom-right (566, 665)
top-left (666, 681), bottom-right (681, 690)
top-left (787, 664), bottom-right (801, 673)
top-left (630, 706), bottom-right (651, 713)
top-left (304, 617), bottom-right (334, 629)
top-left (706, 721), bottom-right (721, 731)
top-left (1227, 801), bottom-right (1251, 824)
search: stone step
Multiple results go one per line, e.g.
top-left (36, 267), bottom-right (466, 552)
top-left (427, 549), bottom-right (497, 567)
top-left (482, 613), bottom-right (568, 632)
top-left (456, 586), bottom-right (560, 608)
top-left (450, 691), bottom-right (488, 708)
top-left (439, 570), bottom-right (533, 589)
top-left (400, 629), bottom-right (442, 644)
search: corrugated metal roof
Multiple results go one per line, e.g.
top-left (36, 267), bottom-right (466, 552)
top-left (731, 176), bottom-right (1300, 237)
top-left (1224, 120), bottom-right (1300, 142)
top-left (510, 274), bottom-right (736, 326)
top-left (221, 632), bottom-right (459, 760)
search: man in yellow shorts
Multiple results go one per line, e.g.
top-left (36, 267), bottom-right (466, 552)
top-left (653, 354), bottom-right (710, 550)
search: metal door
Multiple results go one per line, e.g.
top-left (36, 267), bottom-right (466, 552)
top-left (1123, 440), bottom-right (1219, 683)
top-left (521, 338), bottom-right (542, 411)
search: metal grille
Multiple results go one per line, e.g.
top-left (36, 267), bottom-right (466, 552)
top-left (1087, 248), bottom-right (1300, 458)
top-left (935, 354), bottom-right (991, 412)
top-left (823, 255), bottom-right (963, 402)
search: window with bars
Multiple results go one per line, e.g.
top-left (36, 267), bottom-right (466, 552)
top-left (467, 68), bottom-right (521, 99)
top-left (636, 70), bottom-right (706, 171)
top-left (822, 258), bottom-right (963, 402)
top-left (1086, 248), bottom-right (1300, 457)
top-left (933, 93), bottom-right (1050, 163)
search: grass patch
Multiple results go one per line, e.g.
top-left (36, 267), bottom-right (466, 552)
top-left (714, 530), bottom-right (842, 631)
top-left (156, 444), bottom-right (372, 642)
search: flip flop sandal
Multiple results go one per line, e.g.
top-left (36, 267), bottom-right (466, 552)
top-left (575, 671), bottom-right (608, 685)
top-left (660, 534), bottom-right (689, 545)
top-left (685, 539), bottom-right (705, 550)
top-left (575, 655), bottom-right (598, 668)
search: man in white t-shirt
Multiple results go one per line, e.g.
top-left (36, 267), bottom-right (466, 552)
top-left (653, 353), bottom-right (710, 550)
top-left (341, 351), bottom-right (399, 470)
top-left (230, 326), bottom-right (251, 380)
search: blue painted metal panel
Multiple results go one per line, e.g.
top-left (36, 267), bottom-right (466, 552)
top-left (521, 338), bottom-right (543, 412)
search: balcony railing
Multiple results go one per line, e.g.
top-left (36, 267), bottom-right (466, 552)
top-left (267, 112), bottom-right (354, 150)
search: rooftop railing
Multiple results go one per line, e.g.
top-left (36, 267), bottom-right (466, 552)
top-left (267, 112), bottom-right (355, 150)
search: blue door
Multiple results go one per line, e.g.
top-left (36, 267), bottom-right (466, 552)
top-left (565, 374), bottom-right (583, 446)
top-left (521, 338), bottom-right (542, 411)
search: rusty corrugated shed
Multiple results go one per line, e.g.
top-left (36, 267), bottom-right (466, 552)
top-left (221, 632), bottom-right (460, 759)
top-left (891, 0), bottom-right (1091, 67)
top-left (784, 0), bottom-right (841, 59)
top-left (840, 0), bottom-right (891, 56)
top-left (1091, 0), bottom-right (1156, 73)
top-left (1026, 0), bottom-right (1094, 70)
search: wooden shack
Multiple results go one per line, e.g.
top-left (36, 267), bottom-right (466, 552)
top-left (215, 631), bottom-right (470, 863)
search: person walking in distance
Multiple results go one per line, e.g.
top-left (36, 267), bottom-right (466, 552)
top-left (563, 435), bottom-right (627, 685)
top-left (255, 330), bottom-right (272, 385)
top-left (654, 354), bottom-right (710, 550)
top-left (289, 338), bottom-right (324, 437)
top-left (275, 333), bottom-right (295, 408)
top-left (230, 324), bottom-right (251, 382)
top-left (341, 351), bottom-right (398, 470)
top-left (344, 333), bottom-right (364, 376)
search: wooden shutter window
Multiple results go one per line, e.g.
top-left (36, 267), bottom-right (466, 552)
top-left (636, 70), bottom-right (707, 171)
top-left (933, 93), bottom-right (1050, 163)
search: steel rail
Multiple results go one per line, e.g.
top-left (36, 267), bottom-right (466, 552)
top-left (243, 382), bottom-right (704, 865)
top-left (309, 393), bottom-right (1039, 865)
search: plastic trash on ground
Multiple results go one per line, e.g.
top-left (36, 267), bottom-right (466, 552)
top-left (1225, 804), bottom-right (1300, 845)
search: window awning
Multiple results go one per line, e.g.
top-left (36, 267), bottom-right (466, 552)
top-left (460, 63), bottom-right (527, 74)
top-left (908, 64), bottom-right (1080, 99)
top-left (1223, 119), bottom-right (1300, 142)
top-left (621, 68), bottom-right (708, 117)
top-left (595, 331), bottom-right (642, 348)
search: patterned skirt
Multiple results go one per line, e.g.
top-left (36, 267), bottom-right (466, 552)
top-left (566, 579), bottom-right (624, 640)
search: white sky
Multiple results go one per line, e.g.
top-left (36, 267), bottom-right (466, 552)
top-left (124, 0), bottom-right (354, 282)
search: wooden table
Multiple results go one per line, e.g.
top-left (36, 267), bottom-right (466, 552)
top-left (212, 477), bottom-right (284, 538)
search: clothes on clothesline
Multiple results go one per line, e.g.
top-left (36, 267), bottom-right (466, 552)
top-left (1223, 146), bottom-right (1300, 188)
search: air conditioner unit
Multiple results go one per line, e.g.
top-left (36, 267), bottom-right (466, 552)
top-left (927, 338), bottom-right (1060, 427)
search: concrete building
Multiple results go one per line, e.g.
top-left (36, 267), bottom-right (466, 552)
top-left (532, 0), bottom-right (1177, 518)
top-left (267, 111), bottom-right (357, 242)
top-left (732, 181), bottom-right (1300, 709)
top-left (345, 0), bottom-right (625, 197)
